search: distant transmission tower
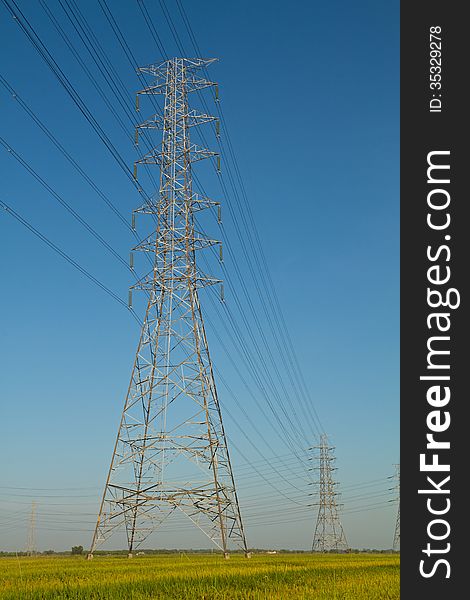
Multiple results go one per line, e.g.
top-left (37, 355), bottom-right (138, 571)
top-left (88, 58), bottom-right (249, 559)
top-left (392, 464), bottom-right (400, 551)
top-left (26, 500), bottom-right (36, 556)
top-left (311, 434), bottom-right (348, 552)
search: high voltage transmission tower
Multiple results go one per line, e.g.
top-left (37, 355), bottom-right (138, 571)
top-left (26, 500), bottom-right (36, 556)
top-left (392, 464), bottom-right (400, 551)
top-left (310, 434), bottom-right (348, 552)
top-left (87, 58), bottom-right (249, 559)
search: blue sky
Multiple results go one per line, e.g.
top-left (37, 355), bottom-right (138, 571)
top-left (0, 0), bottom-right (398, 551)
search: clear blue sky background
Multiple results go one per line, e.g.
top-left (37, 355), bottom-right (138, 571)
top-left (0, 0), bottom-right (398, 551)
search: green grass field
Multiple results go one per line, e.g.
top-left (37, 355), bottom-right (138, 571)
top-left (0, 553), bottom-right (399, 599)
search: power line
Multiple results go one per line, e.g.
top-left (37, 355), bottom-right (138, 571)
top-left (150, 0), bottom-right (323, 441)
top-left (97, 0), bottom-right (316, 462)
top-left (0, 136), bottom-right (129, 269)
top-left (173, 0), bottom-right (325, 435)
top-left (136, 0), bottom-right (168, 60)
top-left (0, 2), bottom-right (360, 548)
top-left (46, 0), bottom-right (320, 482)
top-left (0, 74), bottom-right (130, 231)
top-left (0, 199), bottom-right (138, 321)
top-left (2, 0), bottom-right (150, 202)
top-left (4, 0), bottom-right (326, 454)
top-left (38, 0), bottom-right (160, 194)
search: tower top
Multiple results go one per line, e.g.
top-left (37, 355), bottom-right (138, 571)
top-left (138, 57), bottom-right (218, 76)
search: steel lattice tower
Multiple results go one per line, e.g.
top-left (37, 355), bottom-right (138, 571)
top-left (26, 500), bottom-right (36, 556)
top-left (392, 464), bottom-right (400, 551)
top-left (88, 58), bottom-right (249, 559)
top-left (311, 434), bottom-right (348, 552)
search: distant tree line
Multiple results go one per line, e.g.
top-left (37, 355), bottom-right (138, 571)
top-left (0, 547), bottom-right (399, 557)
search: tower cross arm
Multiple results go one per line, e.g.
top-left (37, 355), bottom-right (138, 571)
top-left (137, 77), bottom-right (217, 97)
top-left (136, 111), bottom-right (216, 132)
top-left (135, 145), bottom-right (217, 167)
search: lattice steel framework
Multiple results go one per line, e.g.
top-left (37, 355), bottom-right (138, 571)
top-left (392, 464), bottom-right (400, 551)
top-left (311, 434), bottom-right (348, 552)
top-left (26, 500), bottom-right (36, 556)
top-left (88, 58), bottom-right (248, 558)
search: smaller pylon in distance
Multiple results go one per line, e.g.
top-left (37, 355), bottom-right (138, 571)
top-left (26, 500), bottom-right (36, 556)
top-left (310, 434), bottom-right (348, 552)
top-left (392, 464), bottom-right (400, 551)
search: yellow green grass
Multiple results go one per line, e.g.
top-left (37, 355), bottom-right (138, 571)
top-left (0, 553), bottom-right (399, 599)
